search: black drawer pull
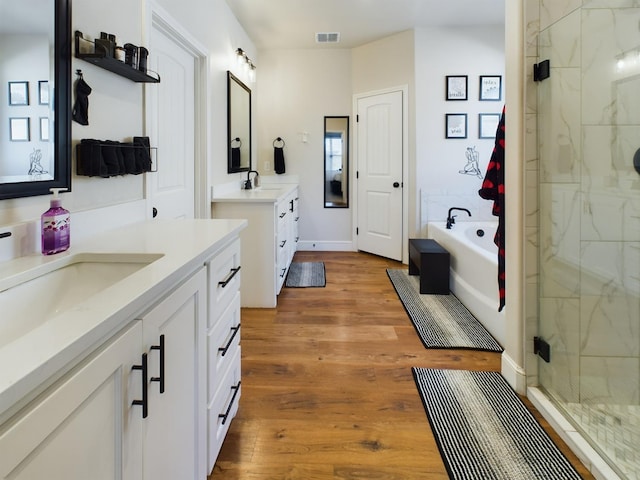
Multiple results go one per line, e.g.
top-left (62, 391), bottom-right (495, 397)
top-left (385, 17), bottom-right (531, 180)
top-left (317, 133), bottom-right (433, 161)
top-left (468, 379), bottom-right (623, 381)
top-left (218, 266), bottom-right (241, 288)
top-left (218, 324), bottom-right (240, 356)
top-left (289, 199), bottom-right (294, 212)
top-left (280, 268), bottom-right (287, 278)
top-left (150, 334), bottom-right (165, 394)
top-left (218, 381), bottom-right (241, 425)
top-left (279, 212), bottom-right (286, 218)
top-left (280, 240), bottom-right (287, 248)
top-left (132, 353), bottom-right (149, 418)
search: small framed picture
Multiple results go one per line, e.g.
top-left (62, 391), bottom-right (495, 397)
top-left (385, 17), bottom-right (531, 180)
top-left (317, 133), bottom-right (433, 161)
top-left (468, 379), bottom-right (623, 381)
top-left (40, 117), bottom-right (50, 141)
top-left (445, 113), bottom-right (467, 139)
top-left (479, 113), bottom-right (501, 139)
top-left (446, 75), bottom-right (468, 101)
top-left (38, 81), bottom-right (49, 105)
top-left (8, 81), bottom-right (29, 106)
top-left (10, 117), bottom-right (30, 141)
top-left (479, 75), bottom-right (502, 101)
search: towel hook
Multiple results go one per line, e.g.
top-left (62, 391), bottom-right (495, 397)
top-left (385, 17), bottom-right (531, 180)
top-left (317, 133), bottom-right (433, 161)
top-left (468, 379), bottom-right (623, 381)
top-left (273, 137), bottom-right (285, 148)
top-left (75, 69), bottom-right (83, 79)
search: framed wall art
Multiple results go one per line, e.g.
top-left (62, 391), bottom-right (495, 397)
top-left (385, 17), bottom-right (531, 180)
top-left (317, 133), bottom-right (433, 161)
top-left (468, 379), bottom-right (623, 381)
top-left (446, 75), bottom-right (468, 101)
top-left (479, 75), bottom-right (502, 101)
top-left (38, 81), bottom-right (49, 105)
top-left (8, 81), bottom-right (29, 106)
top-left (445, 113), bottom-right (467, 139)
top-left (40, 117), bottom-right (50, 141)
top-left (10, 117), bottom-right (30, 141)
top-left (478, 113), bottom-right (501, 139)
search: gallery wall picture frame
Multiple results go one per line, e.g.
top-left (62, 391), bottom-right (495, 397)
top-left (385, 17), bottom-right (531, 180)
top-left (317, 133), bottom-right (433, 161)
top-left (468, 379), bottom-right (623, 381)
top-left (40, 117), bottom-right (50, 141)
top-left (479, 75), bottom-right (502, 101)
top-left (38, 81), bottom-right (49, 105)
top-left (8, 81), bottom-right (29, 106)
top-left (445, 113), bottom-right (467, 139)
top-left (446, 75), bottom-right (468, 101)
top-left (479, 113), bottom-right (501, 139)
top-left (10, 117), bottom-right (30, 141)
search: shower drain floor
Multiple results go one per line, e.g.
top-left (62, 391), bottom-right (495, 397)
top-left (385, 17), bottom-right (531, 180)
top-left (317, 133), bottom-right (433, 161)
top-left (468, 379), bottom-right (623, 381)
top-left (565, 402), bottom-right (640, 479)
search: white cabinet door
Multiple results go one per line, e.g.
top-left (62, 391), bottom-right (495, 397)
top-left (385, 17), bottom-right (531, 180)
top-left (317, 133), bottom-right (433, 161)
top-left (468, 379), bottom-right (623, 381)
top-left (141, 268), bottom-right (207, 480)
top-left (0, 322), bottom-right (143, 480)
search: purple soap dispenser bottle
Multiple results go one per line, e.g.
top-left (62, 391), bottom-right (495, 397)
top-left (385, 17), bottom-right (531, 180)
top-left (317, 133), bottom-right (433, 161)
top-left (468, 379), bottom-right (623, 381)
top-left (41, 188), bottom-right (70, 255)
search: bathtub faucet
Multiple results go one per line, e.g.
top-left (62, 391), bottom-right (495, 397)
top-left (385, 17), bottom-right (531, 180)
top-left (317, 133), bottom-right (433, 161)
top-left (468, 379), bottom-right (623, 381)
top-left (446, 207), bottom-right (471, 229)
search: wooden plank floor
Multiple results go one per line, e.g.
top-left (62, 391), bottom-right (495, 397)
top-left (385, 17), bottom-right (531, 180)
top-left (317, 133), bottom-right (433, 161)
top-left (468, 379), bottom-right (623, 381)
top-left (209, 251), bottom-right (594, 480)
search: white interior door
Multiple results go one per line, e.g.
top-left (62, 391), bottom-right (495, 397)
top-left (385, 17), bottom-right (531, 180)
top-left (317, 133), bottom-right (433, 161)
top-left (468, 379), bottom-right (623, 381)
top-left (356, 90), bottom-right (404, 261)
top-left (147, 23), bottom-right (195, 219)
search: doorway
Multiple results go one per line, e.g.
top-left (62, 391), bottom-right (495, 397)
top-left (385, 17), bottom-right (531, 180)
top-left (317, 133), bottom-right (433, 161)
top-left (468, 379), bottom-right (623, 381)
top-left (354, 87), bottom-right (407, 262)
top-left (146, 7), bottom-right (208, 219)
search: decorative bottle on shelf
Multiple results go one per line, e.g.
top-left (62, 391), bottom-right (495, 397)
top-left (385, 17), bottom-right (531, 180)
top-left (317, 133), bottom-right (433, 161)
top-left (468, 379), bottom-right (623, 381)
top-left (41, 188), bottom-right (70, 255)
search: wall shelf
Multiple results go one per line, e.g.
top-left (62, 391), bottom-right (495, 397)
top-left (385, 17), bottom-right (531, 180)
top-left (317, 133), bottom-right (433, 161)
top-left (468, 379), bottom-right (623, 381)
top-left (74, 31), bottom-right (160, 83)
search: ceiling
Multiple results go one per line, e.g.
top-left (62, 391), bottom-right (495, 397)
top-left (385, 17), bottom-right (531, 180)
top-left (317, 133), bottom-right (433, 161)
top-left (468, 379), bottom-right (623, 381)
top-left (224, 0), bottom-right (505, 50)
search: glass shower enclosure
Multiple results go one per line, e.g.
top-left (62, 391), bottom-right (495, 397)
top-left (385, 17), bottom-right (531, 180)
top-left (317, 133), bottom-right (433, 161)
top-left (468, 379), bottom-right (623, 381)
top-left (537, 3), bottom-right (640, 479)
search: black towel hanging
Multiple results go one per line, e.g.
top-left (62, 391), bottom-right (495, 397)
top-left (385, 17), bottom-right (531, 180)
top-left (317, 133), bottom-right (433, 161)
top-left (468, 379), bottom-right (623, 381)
top-left (72, 70), bottom-right (92, 126)
top-left (273, 137), bottom-right (286, 174)
top-left (230, 137), bottom-right (242, 169)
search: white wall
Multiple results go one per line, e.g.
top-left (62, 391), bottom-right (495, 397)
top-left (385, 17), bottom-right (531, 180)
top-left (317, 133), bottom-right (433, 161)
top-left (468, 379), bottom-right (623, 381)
top-left (0, 2), bottom-right (504, 260)
top-left (352, 30), bottom-right (417, 239)
top-left (415, 26), bottom-right (505, 235)
top-left (256, 48), bottom-right (353, 245)
top-left (0, 0), bottom-right (256, 255)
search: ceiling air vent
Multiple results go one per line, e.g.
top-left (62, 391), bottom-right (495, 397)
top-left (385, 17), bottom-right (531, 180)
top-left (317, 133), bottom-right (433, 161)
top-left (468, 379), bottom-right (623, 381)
top-left (316, 32), bottom-right (340, 44)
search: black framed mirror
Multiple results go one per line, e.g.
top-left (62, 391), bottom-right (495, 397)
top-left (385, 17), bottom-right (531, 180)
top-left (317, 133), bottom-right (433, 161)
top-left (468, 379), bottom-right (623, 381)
top-left (0, 0), bottom-right (72, 200)
top-left (324, 116), bottom-right (349, 208)
top-left (227, 71), bottom-right (251, 173)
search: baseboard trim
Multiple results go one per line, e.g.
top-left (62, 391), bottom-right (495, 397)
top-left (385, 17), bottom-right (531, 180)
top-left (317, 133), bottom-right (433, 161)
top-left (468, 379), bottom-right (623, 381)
top-left (297, 240), bottom-right (355, 252)
top-left (501, 352), bottom-right (527, 394)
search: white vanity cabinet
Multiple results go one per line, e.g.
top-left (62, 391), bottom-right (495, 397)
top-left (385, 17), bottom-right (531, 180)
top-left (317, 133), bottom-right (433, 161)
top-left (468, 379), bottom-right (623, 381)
top-left (276, 188), bottom-right (299, 292)
top-left (139, 268), bottom-right (207, 480)
top-left (212, 184), bottom-right (299, 307)
top-left (0, 321), bottom-right (144, 480)
top-left (205, 237), bottom-right (242, 471)
top-left (0, 219), bottom-right (247, 480)
top-left (0, 268), bottom-right (207, 480)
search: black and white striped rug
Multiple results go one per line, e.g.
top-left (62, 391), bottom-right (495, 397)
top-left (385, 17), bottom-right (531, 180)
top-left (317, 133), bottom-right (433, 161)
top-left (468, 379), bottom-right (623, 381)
top-left (413, 368), bottom-right (583, 480)
top-left (285, 262), bottom-right (326, 288)
top-left (387, 269), bottom-right (502, 352)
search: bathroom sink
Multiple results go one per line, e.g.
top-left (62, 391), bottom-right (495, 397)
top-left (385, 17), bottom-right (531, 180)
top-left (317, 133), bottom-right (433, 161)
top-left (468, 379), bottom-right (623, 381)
top-left (0, 252), bottom-right (163, 349)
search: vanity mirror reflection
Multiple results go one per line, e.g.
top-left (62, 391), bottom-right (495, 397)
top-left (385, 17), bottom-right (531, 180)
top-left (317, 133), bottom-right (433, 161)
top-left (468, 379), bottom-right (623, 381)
top-left (227, 71), bottom-right (251, 173)
top-left (0, 0), bottom-right (71, 200)
top-left (324, 116), bottom-right (349, 208)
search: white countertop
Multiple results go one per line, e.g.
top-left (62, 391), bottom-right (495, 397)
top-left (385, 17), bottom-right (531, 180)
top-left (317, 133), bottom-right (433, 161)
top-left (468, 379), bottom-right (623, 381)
top-left (211, 184), bottom-right (297, 203)
top-left (0, 218), bottom-right (246, 420)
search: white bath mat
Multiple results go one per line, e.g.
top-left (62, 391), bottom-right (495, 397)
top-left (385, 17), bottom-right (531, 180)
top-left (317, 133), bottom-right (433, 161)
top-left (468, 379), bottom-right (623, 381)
top-left (413, 368), bottom-right (582, 479)
top-left (285, 262), bottom-right (326, 288)
top-left (387, 269), bottom-right (502, 352)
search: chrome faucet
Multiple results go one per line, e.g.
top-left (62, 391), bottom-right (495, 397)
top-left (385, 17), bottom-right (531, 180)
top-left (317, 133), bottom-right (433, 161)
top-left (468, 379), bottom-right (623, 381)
top-left (244, 170), bottom-right (259, 189)
top-left (446, 207), bottom-right (471, 229)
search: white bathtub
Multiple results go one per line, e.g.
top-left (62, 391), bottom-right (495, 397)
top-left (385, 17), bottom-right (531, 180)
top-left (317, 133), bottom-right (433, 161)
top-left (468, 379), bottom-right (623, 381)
top-left (428, 221), bottom-right (505, 347)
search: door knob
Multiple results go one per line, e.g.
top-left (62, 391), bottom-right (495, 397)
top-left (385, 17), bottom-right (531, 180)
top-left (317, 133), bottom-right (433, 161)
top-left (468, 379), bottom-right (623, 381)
top-left (393, 182), bottom-right (400, 188)
top-left (152, 207), bottom-right (158, 218)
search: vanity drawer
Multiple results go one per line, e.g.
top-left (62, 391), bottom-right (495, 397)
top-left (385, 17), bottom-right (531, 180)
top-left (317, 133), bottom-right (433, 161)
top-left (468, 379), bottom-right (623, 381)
top-left (208, 238), bottom-right (241, 326)
top-left (207, 346), bottom-right (241, 471)
top-left (207, 292), bottom-right (240, 400)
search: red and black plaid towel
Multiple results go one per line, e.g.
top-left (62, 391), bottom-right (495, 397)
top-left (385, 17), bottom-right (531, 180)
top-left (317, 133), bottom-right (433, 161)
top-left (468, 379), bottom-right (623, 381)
top-left (478, 106), bottom-right (505, 312)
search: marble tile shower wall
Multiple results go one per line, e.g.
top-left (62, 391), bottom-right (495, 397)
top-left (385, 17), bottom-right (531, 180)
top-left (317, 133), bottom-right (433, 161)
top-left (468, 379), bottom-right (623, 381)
top-left (532, 0), bottom-right (640, 406)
